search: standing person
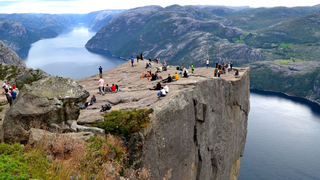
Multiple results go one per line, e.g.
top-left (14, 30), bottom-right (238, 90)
top-left (149, 57), bottom-right (152, 62)
top-left (140, 53), bottom-right (144, 60)
top-left (230, 60), bottom-right (233, 70)
top-left (97, 77), bottom-right (105, 95)
top-left (191, 64), bottom-right (194, 73)
top-left (215, 62), bottom-right (218, 68)
top-left (137, 54), bottom-right (140, 63)
top-left (99, 66), bottom-right (103, 77)
top-left (206, 59), bottom-right (209, 68)
top-left (131, 56), bottom-right (134, 67)
top-left (11, 90), bottom-right (17, 101)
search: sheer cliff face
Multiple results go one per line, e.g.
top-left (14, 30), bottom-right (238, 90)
top-left (142, 69), bottom-right (250, 180)
top-left (0, 40), bottom-right (26, 67)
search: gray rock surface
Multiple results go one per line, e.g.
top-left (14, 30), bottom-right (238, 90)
top-left (28, 128), bottom-right (94, 145)
top-left (1, 76), bottom-right (90, 144)
top-left (140, 69), bottom-right (250, 180)
top-left (0, 40), bottom-right (26, 67)
top-left (76, 61), bottom-right (250, 180)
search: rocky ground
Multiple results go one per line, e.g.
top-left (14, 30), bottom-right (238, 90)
top-left (76, 59), bottom-right (246, 126)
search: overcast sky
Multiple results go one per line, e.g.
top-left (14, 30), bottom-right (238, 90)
top-left (0, 0), bottom-right (320, 14)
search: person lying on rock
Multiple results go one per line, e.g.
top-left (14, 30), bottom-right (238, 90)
top-left (150, 82), bottom-right (161, 90)
top-left (157, 87), bottom-right (166, 98)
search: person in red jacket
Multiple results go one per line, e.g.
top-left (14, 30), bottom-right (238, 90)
top-left (111, 84), bottom-right (116, 92)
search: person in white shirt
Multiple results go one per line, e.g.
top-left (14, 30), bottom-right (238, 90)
top-left (97, 77), bottom-right (105, 95)
top-left (158, 87), bottom-right (166, 98)
top-left (163, 84), bottom-right (169, 93)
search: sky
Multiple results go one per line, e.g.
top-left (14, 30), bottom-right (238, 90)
top-left (0, 0), bottom-right (320, 14)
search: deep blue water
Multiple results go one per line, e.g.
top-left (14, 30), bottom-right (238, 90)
top-left (239, 89), bottom-right (320, 180)
top-left (21, 25), bottom-right (320, 180)
top-left (22, 24), bottom-right (126, 79)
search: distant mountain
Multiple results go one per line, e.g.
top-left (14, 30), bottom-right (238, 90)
top-left (86, 9), bottom-right (126, 31)
top-left (86, 5), bottom-right (262, 66)
top-left (0, 40), bottom-right (26, 67)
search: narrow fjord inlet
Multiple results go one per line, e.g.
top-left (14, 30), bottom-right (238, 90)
top-left (21, 26), bottom-right (320, 180)
top-left (23, 24), bottom-right (126, 79)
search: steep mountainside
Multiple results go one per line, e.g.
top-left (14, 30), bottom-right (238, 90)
top-left (0, 40), bottom-right (26, 67)
top-left (86, 5), bottom-right (263, 66)
top-left (86, 9), bottom-right (125, 31)
top-left (0, 13), bottom-right (81, 52)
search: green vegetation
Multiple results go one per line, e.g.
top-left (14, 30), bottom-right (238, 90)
top-left (274, 59), bottom-right (294, 65)
top-left (0, 135), bottom-right (129, 179)
top-left (250, 63), bottom-right (320, 102)
top-left (16, 75), bottom-right (41, 90)
top-left (0, 64), bottom-right (24, 82)
top-left (94, 109), bottom-right (154, 137)
top-left (0, 143), bottom-right (51, 180)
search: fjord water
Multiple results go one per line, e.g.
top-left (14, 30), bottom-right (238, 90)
top-left (22, 24), bottom-right (320, 180)
top-left (239, 90), bottom-right (320, 180)
top-left (23, 24), bottom-right (126, 79)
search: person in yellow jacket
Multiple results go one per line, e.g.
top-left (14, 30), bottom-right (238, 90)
top-left (173, 72), bottom-right (179, 80)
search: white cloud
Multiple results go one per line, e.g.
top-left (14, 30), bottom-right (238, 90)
top-left (0, 0), bottom-right (319, 14)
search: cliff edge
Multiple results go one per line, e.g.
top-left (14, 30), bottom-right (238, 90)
top-left (76, 61), bottom-right (250, 179)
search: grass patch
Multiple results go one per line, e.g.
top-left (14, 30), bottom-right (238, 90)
top-left (93, 109), bottom-right (154, 137)
top-left (274, 59), bottom-right (294, 65)
top-left (0, 135), bottom-right (129, 180)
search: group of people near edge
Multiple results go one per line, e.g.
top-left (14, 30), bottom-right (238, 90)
top-left (86, 57), bottom-right (239, 108)
top-left (2, 80), bottom-right (17, 106)
top-left (205, 59), bottom-right (239, 77)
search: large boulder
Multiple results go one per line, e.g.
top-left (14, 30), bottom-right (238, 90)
top-left (1, 76), bottom-right (90, 144)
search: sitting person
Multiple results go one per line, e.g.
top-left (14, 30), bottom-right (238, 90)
top-left (149, 82), bottom-right (161, 90)
top-left (141, 73), bottom-right (145, 78)
top-left (115, 84), bottom-right (119, 91)
top-left (145, 63), bottom-right (150, 68)
top-left (111, 84), bottom-right (116, 92)
top-left (151, 73), bottom-right (157, 81)
top-left (183, 70), bottom-right (189, 78)
top-left (235, 69), bottom-right (239, 76)
top-left (172, 72), bottom-right (179, 80)
top-left (163, 84), bottom-right (169, 93)
top-left (162, 74), bottom-right (172, 83)
top-left (89, 95), bottom-right (96, 105)
top-left (81, 99), bottom-right (89, 109)
top-left (157, 87), bottom-right (166, 98)
top-left (105, 84), bottom-right (112, 92)
top-left (146, 71), bottom-right (152, 77)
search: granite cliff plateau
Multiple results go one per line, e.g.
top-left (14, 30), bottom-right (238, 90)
top-left (76, 61), bottom-right (250, 179)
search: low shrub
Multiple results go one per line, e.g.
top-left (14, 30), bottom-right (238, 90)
top-left (93, 109), bottom-right (154, 137)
